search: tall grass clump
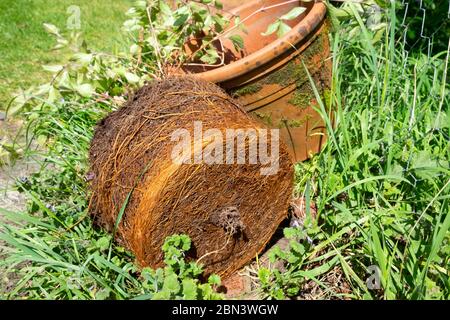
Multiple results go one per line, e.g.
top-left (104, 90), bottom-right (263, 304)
top-left (256, 2), bottom-right (449, 299)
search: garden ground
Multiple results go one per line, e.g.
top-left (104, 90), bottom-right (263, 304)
top-left (0, 0), bottom-right (130, 110)
top-left (0, 1), bottom-right (449, 300)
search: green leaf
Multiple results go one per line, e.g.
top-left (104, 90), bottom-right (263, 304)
top-left (200, 48), bottom-right (220, 65)
top-left (286, 286), bottom-right (300, 296)
top-left (228, 34), bottom-right (244, 51)
top-left (283, 227), bottom-right (298, 239)
top-left (261, 20), bottom-right (280, 36)
top-left (180, 235), bottom-right (191, 251)
top-left (42, 65), bottom-right (63, 73)
top-left (280, 7), bottom-right (306, 21)
top-left (258, 267), bottom-right (271, 285)
top-left (163, 273), bottom-right (180, 294)
top-left (268, 245), bottom-right (284, 263)
top-left (75, 83), bottom-right (94, 97)
top-left (96, 236), bottom-right (111, 251)
top-left (182, 278), bottom-right (198, 299)
top-left (208, 274), bottom-right (221, 286)
top-left (43, 23), bottom-right (60, 35)
top-left (95, 288), bottom-right (111, 300)
top-left (276, 22), bottom-right (292, 37)
top-left (72, 53), bottom-right (93, 65)
top-left (410, 151), bottom-right (437, 170)
top-left (212, 15), bottom-right (226, 33)
top-left (159, 1), bottom-right (172, 16)
top-left (174, 13), bottom-right (190, 27)
top-left (130, 44), bottom-right (140, 55)
top-left (152, 290), bottom-right (170, 300)
top-left (124, 72), bottom-right (140, 84)
top-left (289, 240), bottom-right (305, 255)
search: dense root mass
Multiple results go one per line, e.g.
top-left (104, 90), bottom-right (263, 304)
top-left (89, 77), bottom-right (293, 277)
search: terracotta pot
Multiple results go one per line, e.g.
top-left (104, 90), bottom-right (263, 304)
top-left (195, 0), bottom-right (331, 162)
top-left (221, 0), bottom-right (251, 10)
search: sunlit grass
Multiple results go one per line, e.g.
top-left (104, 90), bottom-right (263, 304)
top-left (0, 0), bottom-right (131, 109)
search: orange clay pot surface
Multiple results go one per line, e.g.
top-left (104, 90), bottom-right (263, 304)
top-left (195, 0), bottom-right (331, 162)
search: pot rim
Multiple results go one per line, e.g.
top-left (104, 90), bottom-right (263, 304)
top-left (195, 0), bottom-right (327, 84)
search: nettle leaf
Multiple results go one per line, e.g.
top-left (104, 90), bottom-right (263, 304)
top-left (182, 278), bottom-right (198, 299)
top-left (96, 236), bottom-right (111, 251)
top-left (214, 0), bottom-right (223, 9)
top-left (213, 15), bottom-right (226, 33)
top-left (228, 34), bottom-right (244, 51)
top-left (289, 240), bottom-right (305, 255)
top-left (163, 273), bottom-right (180, 294)
top-left (180, 235), bottom-right (191, 251)
top-left (258, 267), bottom-right (271, 285)
top-left (208, 274), bottom-right (221, 286)
top-left (261, 20), bottom-right (281, 36)
top-left (283, 227), bottom-right (298, 239)
top-left (279, 6), bottom-right (306, 21)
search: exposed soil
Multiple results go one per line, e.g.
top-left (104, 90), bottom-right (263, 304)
top-left (0, 160), bottom-right (30, 296)
top-left (0, 162), bottom-right (31, 212)
top-left (0, 117), bottom-right (39, 297)
top-left (0, 117), bottom-right (37, 213)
